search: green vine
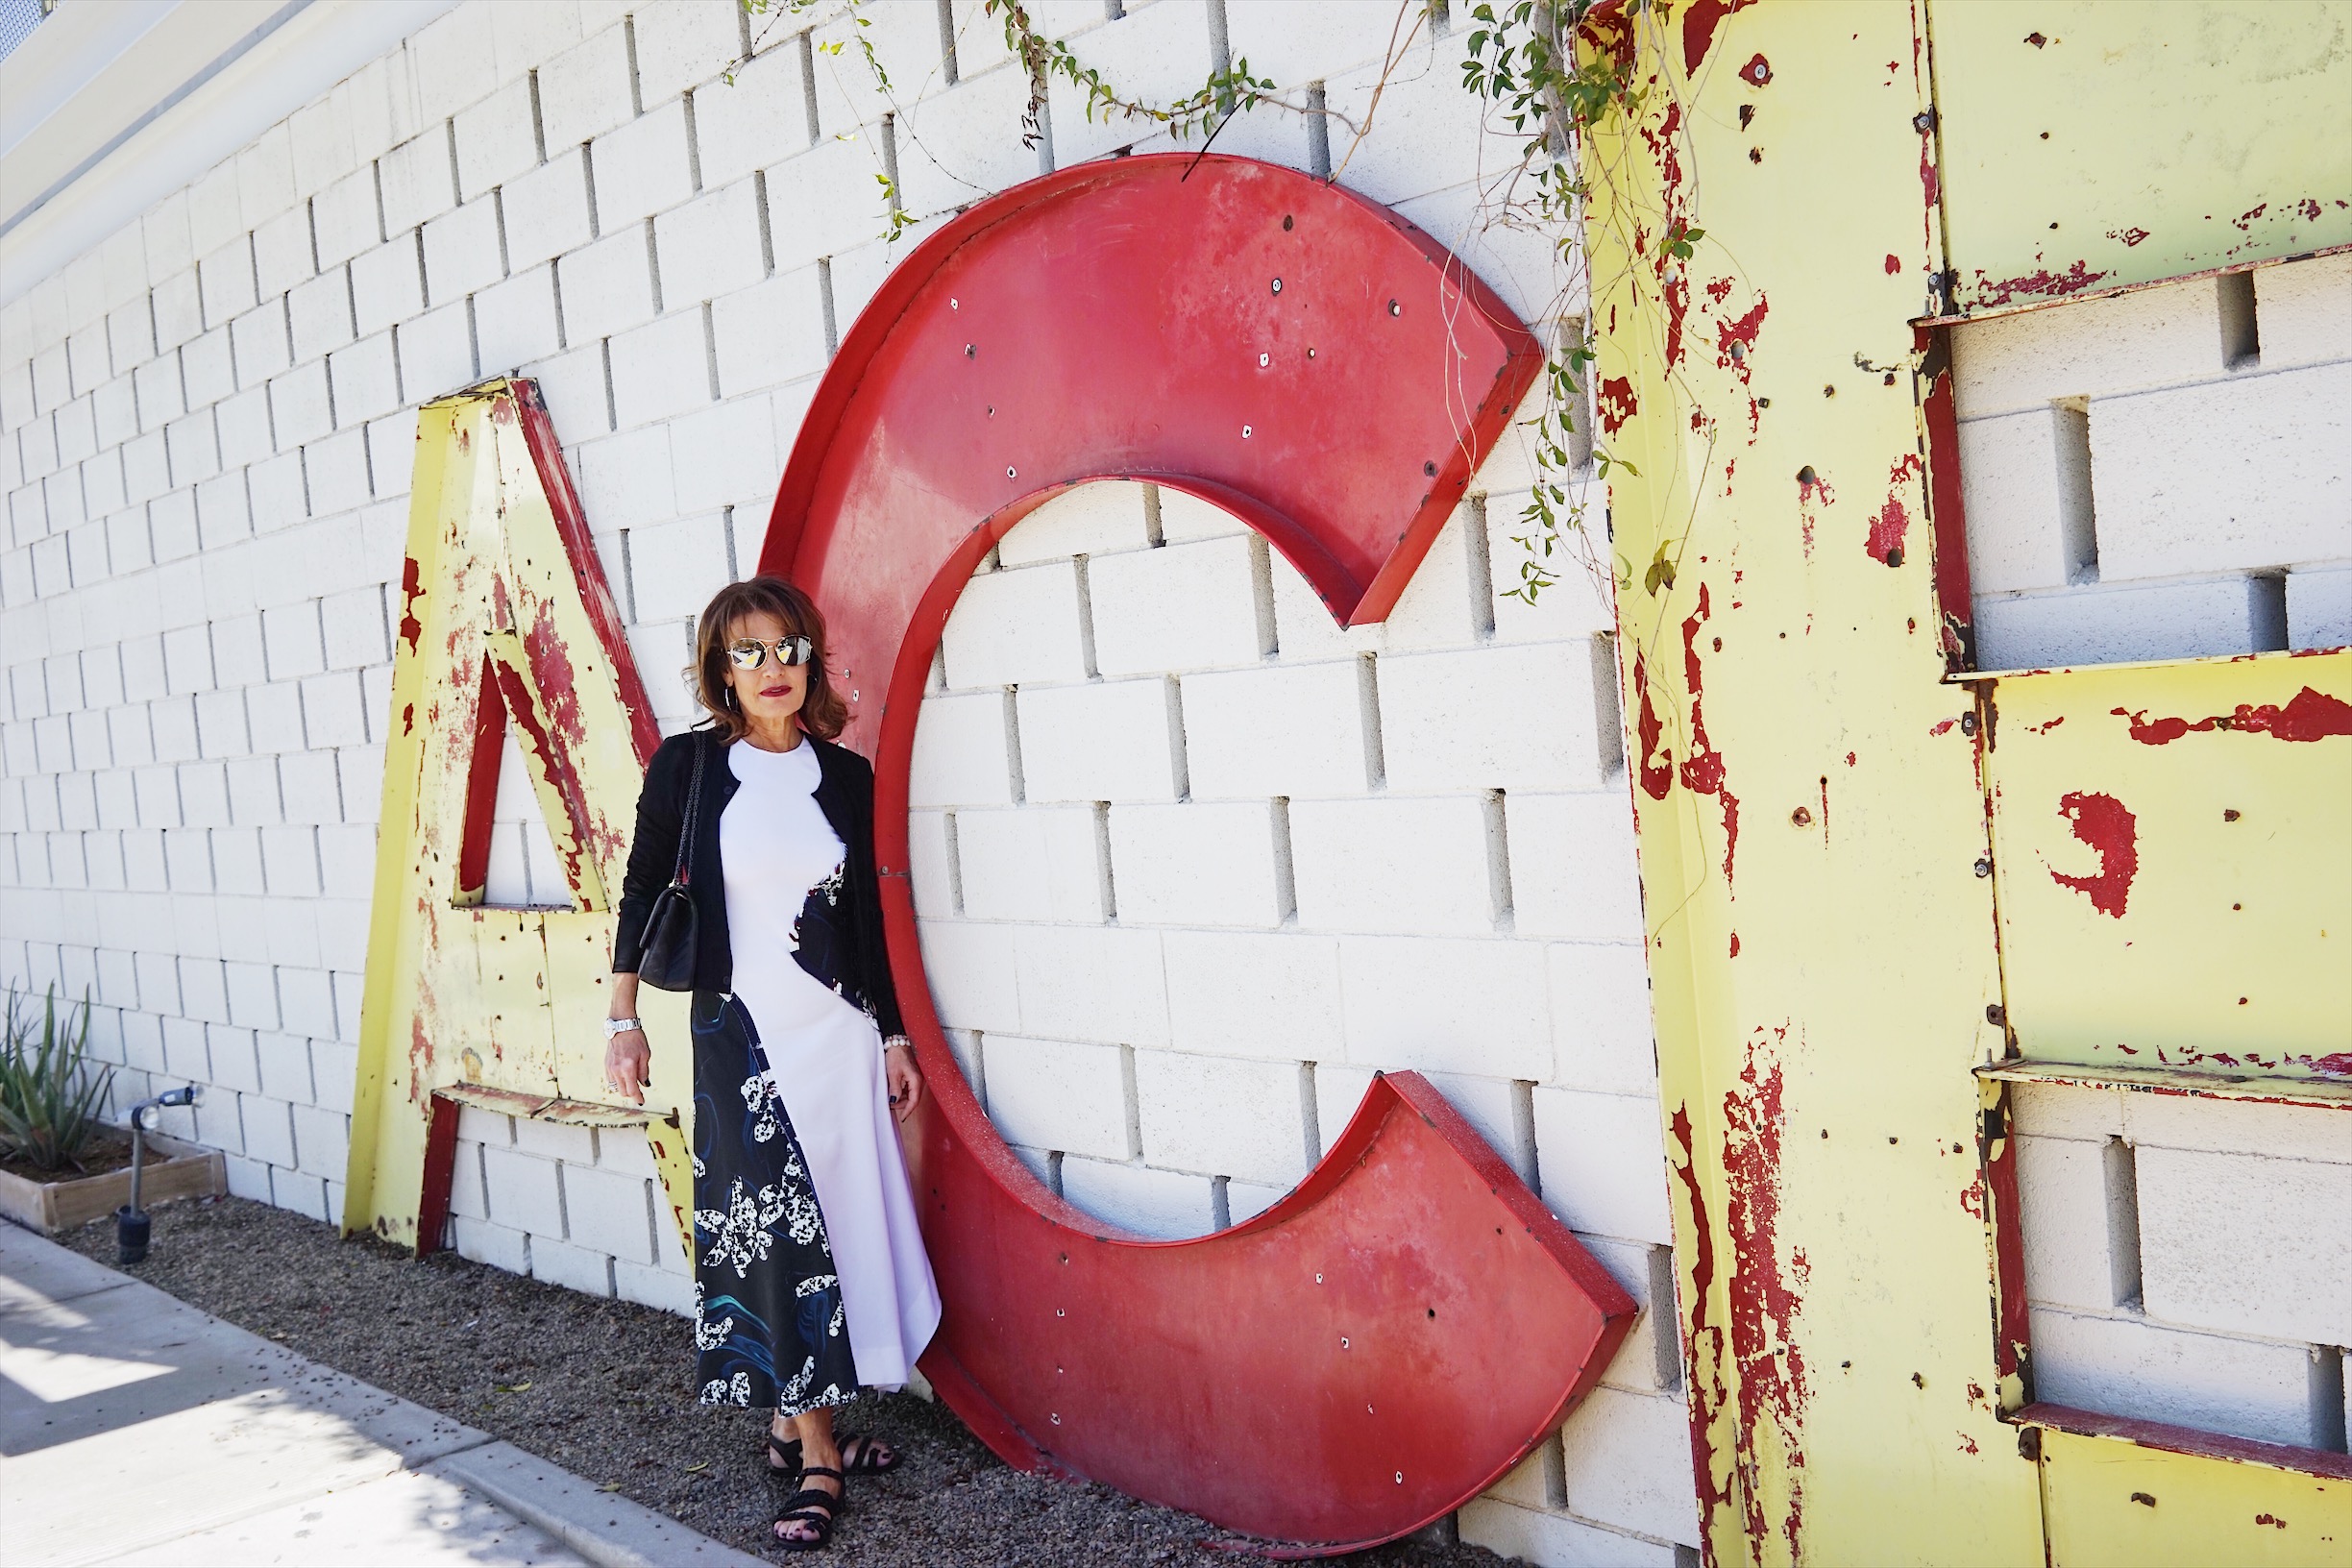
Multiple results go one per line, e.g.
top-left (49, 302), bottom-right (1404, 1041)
top-left (984, 0), bottom-right (1277, 150)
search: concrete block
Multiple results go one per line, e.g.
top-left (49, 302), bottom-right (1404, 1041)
top-left (215, 386), bottom-right (275, 471)
top-left (401, 301), bottom-right (479, 404)
top-left (907, 809), bottom-right (956, 915)
top-left (2011, 1080), bottom-right (2125, 1141)
top-left (328, 334), bottom-right (402, 428)
top-left (916, 918), bottom-right (1021, 1033)
top-left (624, 511), bottom-right (727, 620)
top-left (198, 242), bottom-right (258, 328)
top-left (531, 1236), bottom-right (615, 1296)
top-left (1163, 930), bottom-right (1344, 1063)
top-left (240, 1092), bottom-right (296, 1166)
top-left (711, 268), bottom-right (829, 397)
top-left (2015, 1133), bottom-right (2131, 1312)
top-left (654, 180), bottom-right (767, 308)
top-left (481, 1144), bottom-right (566, 1235)
top-left (380, 130), bottom-right (458, 234)
top-left (1458, 1499), bottom-right (1677, 1568)
top-left (291, 1103), bottom-right (350, 1177)
top-left (287, 270), bottom-right (356, 366)
top-left (2124, 1093), bottom-right (2351, 1164)
top-left (574, 423), bottom-right (674, 527)
top-left (513, 1115), bottom-right (597, 1164)
top-left (453, 1214), bottom-right (532, 1273)
top-left (693, 46), bottom-right (808, 191)
top-left (2029, 1305), bottom-right (2322, 1448)
top-left (1037, 0), bottom-right (1212, 165)
top-left (1972, 576), bottom-right (2282, 672)
top-left (256, 1030), bottom-right (314, 1104)
top-left (272, 1166), bottom-right (331, 1221)
top-left (164, 412), bottom-right (220, 485)
top-left (954, 805), bottom-right (1104, 923)
top-left (755, 135), bottom-right (893, 273)
top-left (537, 25), bottom-right (637, 152)
top-left (593, 101), bottom-right (696, 226)
top-left (1182, 659), bottom-right (1371, 800)
top-left (909, 690), bottom-right (1016, 806)
top-left (2138, 1144), bottom-right (2351, 1346)
top-left (1337, 935), bottom-right (1552, 1080)
top-left (1532, 1086), bottom-right (1673, 1244)
top-left (1134, 1049), bottom-right (1308, 1185)
top-left (453, 79), bottom-right (540, 202)
top-left (1487, 493), bottom-right (1620, 649)
top-left (1548, 943), bottom-right (1656, 1096)
top-left (1014, 678), bottom-right (1183, 805)
top-left (608, 312), bottom-right (712, 429)
top-left (502, 150), bottom-right (596, 269)
top-left (1089, 535), bottom-right (1267, 676)
top-left (557, 229), bottom-right (658, 343)
top-left (890, 60), bottom-right (1046, 221)
top-left (350, 239), bottom-right (426, 338)
top-left (1576, 1234), bottom-right (1678, 1394)
top-left (446, 1142), bottom-right (489, 1220)
top-left (998, 482), bottom-right (1155, 567)
top-left (312, 169), bottom-right (381, 270)
top-left (1014, 924), bottom-right (1168, 1047)
top-left (1508, 791), bottom-right (1645, 943)
top-left (304, 429), bottom-right (375, 516)
top-left (1059, 1157), bottom-right (1217, 1240)
top-left (2090, 362), bottom-right (2351, 578)
top-left (422, 200), bottom-right (505, 305)
top-left (474, 267), bottom-right (563, 374)
top-left (1382, 643), bottom-right (1609, 792)
top-left (2252, 251), bottom-right (2352, 369)
top-left (942, 561), bottom-right (1089, 688)
top-left (561, 1164), bottom-right (658, 1264)
top-left (980, 1033), bottom-right (1130, 1161)
top-left (1556, 1385), bottom-right (1701, 1546)
top-left (224, 1152), bottom-right (274, 1201)
top-left (2288, 564), bottom-right (2352, 649)
top-left (1226, 1180), bottom-right (1288, 1225)
top-left (231, 304), bottom-right (293, 389)
top-left (614, 1257), bottom-right (698, 1315)
top-left (668, 394), bottom-right (778, 514)
top-left (1958, 406), bottom-right (2096, 595)
top-left (1952, 275), bottom-right (2234, 419)
top-left (1107, 800), bottom-right (1285, 928)
top-left (1289, 796), bottom-right (1495, 936)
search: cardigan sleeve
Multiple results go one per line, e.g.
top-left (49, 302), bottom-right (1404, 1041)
top-left (611, 733), bottom-right (692, 974)
top-left (844, 750), bottom-right (906, 1039)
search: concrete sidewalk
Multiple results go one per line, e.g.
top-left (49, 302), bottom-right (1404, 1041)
top-left (0, 1220), bottom-right (765, 1568)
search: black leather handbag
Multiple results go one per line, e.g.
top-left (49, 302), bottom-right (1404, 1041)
top-left (634, 732), bottom-right (707, 991)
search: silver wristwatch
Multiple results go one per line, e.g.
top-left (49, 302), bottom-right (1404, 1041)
top-left (603, 1017), bottom-right (643, 1040)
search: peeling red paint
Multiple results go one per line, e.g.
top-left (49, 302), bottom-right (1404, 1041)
top-left (1669, 1106), bottom-right (1734, 1542)
top-left (1958, 1170), bottom-right (1985, 1218)
top-left (1956, 1433), bottom-right (1979, 1456)
top-left (2112, 687), bottom-right (2352, 745)
top-left (1740, 53), bottom-right (1771, 86)
top-left (2311, 1052), bottom-right (2352, 1079)
top-left (1599, 376), bottom-right (1639, 437)
top-left (399, 555), bottom-right (427, 651)
top-left (2233, 202), bottom-right (2268, 233)
top-left (1714, 296), bottom-right (1769, 386)
top-left (1724, 1034), bottom-right (1807, 1557)
top-left (1680, 585), bottom-right (1742, 889)
top-left (1796, 470), bottom-right (1832, 558)
top-left (2109, 227), bottom-right (2150, 247)
top-left (1883, 254), bottom-right (1901, 275)
top-left (1971, 259), bottom-right (2111, 307)
top-left (2050, 791), bottom-right (2138, 919)
top-left (1729, 932), bottom-right (1741, 958)
top-left (1635, 651), bottom-right (1674, 801)
top-left (1681, 0), bottom-right (1756, 75)
top-left (1929, 718), bottom-right (1956, 737)
top-left (1866, 454), bottom-right (1923, 566)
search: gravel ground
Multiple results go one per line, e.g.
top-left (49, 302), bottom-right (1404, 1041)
top-left (62, 1197), bottom-right (1512, 1567)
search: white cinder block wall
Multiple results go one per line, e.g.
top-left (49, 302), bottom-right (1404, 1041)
top-left (1954, 254), bottom-right (2352, 669)
top-left (2012, 1084), bottom-right (2350, 1453)
top-left (0, 1), bottom-right (1695, 1558)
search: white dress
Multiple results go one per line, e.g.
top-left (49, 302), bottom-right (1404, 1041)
top-left (719, 736), bottom-right (941, 1391)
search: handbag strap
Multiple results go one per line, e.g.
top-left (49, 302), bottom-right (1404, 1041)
top-left (672, 731), bottom-right (709, 889)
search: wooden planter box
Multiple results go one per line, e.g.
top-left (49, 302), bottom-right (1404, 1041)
top-left (0, 1133), bottom-right (227, 1234)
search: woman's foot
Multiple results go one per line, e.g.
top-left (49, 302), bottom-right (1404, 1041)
top-left (772, 1464), bottom-right (844, 1550)
top-left (765, 1428), bottom-right (802, 1475)
top-left (837, 1433), bottom-right (898, 1475)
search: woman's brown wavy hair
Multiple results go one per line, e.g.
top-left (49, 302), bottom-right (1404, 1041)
top-left (690, 576), bottom-right (848, 743)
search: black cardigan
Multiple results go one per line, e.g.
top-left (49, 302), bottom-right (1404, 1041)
top-left (611, 729), bottom-right (904, 1038)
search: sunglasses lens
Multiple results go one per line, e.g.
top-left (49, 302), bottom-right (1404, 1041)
top-left (727, 644), bottom-right (766, 669)
top-left (781, 637), bottom-right (813, 667)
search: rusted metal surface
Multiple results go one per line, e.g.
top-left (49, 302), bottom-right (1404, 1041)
top-left (1980, 651), bottom-right (2352, 1082)
top-left (1580, 2), bottom-right (2042, 1561)
top-left (2017, 1404), bottom-right (2352, 1566)
top-left (346, 381), bottom-right (692, 1258)
top-left (759, 152), bottom-right (1636, 1553)
top-left (1927, 1), bottom-right (2352, 315)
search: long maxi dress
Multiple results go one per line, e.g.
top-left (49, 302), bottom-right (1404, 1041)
top-left (691, 734), bottom-right (940, 1413)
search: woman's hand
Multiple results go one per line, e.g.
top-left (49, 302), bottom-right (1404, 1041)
top-left (884, 1041), bottom-right (922, 1122)
top-left (605, 1026), bottom-right (650, 1106)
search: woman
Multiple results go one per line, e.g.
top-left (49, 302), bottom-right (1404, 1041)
top-left (602, 576), bottom-right (941, 1551)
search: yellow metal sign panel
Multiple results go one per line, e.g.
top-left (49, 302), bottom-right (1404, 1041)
top-left (1987, 651), bottom-right (2352, 1080)
top-left (1929, 0), bottom-right (2352, 313)
top-left (2033, 1419), bottom-right (2350, 1567)
top-left (1582, 3), bottom-right (2041, 1560)
top-left (345, 382), bottom-right (690, 1255)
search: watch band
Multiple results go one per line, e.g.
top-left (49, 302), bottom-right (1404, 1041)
top-left (604, 1017), bottom-right (644, 1040)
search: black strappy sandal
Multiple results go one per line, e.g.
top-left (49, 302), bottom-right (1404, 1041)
top-left (837, 1433), bottom-right (899, 1475)
top-left (772, 1464), bottom-right (845, 1552)
top-left (764, 1432), bottom-right (802, 1478)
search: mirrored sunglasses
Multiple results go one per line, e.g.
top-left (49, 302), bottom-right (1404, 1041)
top-left (727, 635), bottom-right (815, 671)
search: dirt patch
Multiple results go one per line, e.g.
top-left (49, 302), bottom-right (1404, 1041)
top-left (63, 1197), bottom-right (1511, 1567)
top-left (3, 1130), bottom-right (134, 1182)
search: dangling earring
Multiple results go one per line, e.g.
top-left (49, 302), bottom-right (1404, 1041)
top-left (723, 686), bottom-right (737, 708)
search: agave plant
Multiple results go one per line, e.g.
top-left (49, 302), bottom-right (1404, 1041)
top-left (0, 986), bottom-right (114, 1174)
